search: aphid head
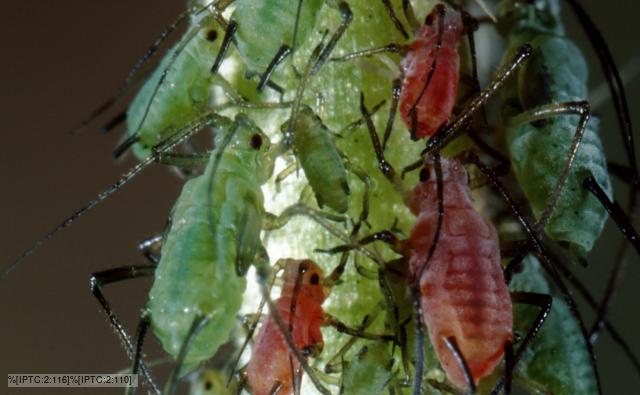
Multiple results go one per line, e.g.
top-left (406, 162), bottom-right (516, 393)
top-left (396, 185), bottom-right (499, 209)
top-left (415, 3), bottom-right (464, 41)
top-left (282, 259), bottom-right (327, 304)
top-left (223, 114), bottom-right (274, 182)
top-left (409, 157), bottom-right (468, 214)
top-left (495, 0), bottom-right (563, 38)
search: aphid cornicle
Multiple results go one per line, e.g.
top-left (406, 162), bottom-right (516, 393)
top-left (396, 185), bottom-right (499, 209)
top-left (246, 259), bottom-right (327, 395)
top-left (495, 0), bottom-right (613, 255)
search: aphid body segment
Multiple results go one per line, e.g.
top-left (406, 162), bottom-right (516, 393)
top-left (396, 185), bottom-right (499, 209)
top-left (408, 158), bottom-right (512, 389)
top-left (246, 259), bottom-right (327, 395)
top-left (232, 0), bottom-right (323, 72)
top-left (510, 257), bottom-right (598, 395)
top-left (147, 114), bottom-right (274, 372)
top-left (496, 0), bottom-right (612, 254)
top-left (282, 105), bottom-right (350, 212)
top-left (126, 12), bottom-right (222, 159)
top-left (399, 4), bottom-right (464, 139)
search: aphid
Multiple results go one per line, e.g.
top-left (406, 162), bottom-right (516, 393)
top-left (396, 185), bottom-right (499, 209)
top-left (118, 2), bottom-right (236, 159)
top-left (246, 259), bottom-right (327, 395)
top-left (89, 114), bottom-right (277, 392)
top-left (509, 256), bottom-right (598, 395)
top-left (231, 0), bottom-right (352, 90)
top-left (494, 0), bottom-right (613, 255)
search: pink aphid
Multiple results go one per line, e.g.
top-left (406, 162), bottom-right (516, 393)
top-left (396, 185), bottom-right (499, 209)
top-left (246, 259), bottom-right (326, 395)
top-left (399, 3), bottom-right (463, 139)
top-left (407, 158), bottom-right (512, 389)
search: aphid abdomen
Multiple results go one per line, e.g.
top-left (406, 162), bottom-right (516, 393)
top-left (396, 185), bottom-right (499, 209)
top-left (399, 5), bottom-right (463, 139)
top-left (233, 0), bottom-right (323, 72)
top-left (505, 36), bottom-right (612, 254)
top-left (290, 107), bottom-right (350, 212)
top-left (408, 159), bottom-right (512, 389)
top-left (247, 260), bottom-right (326, 395)
top-left (148, 116), bottom-right (271, 372)
top-left (127, 15), bottom-right (221, 159)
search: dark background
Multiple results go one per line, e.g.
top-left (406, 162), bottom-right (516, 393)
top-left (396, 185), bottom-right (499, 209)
top-left (0, 1), bottom-right (638, 394)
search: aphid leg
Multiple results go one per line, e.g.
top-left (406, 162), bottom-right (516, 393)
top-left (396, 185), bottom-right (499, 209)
top-left (274, 161), bottom-right (298, 194)
top-left (330, 43), bottom-right (410, 62)
top-left (443, 336), bottom-right (476, 394)
top-left (311, 2), bottom-right (353, 75)
top-left (563, 0), bottom-right (638, 179)
top-left (583, 175), bottom-right (640, 255)
top-left (401, 0), bottom-right (420, 31)
top-left (467, 154), bottom-right (603, 394)
top-left (257, 45), bottom-right (292, 92)
top-left (381, 0), bottom-right (410, 39)
top-left (100, 110), bottom-right (127, 134)
top-left (508, 101), bottom-right (592, 234)
top-left (324, 313), bottom-right (395, 342)
top-left (423, 43), bottom-right (533, 156)
top-left (382, 78), bottom-right (403, 152)
top-left (164, 315), bottom-right (209, 395)
top-left (337, 99), bottom-right (387, 137)
top-left (324, 311), bottom-right (382, 373)
top-left (126, 312), bottom-right (152, 395)
top-left (89, 266), bottom-right (159, 394)
top-left (360, 92), bottom-right (411, 202)
top-left (489, 292), bottom-right (553, 395)
top-left (552, 256), bottom-right (640, 375)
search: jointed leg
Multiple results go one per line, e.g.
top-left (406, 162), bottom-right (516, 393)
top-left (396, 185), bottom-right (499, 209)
top-left (164, 315), bottom-right (209, 395)
top-left (311, 2), bottom-right (353, 75)
top-left (126, 312), bottom-right (152, 395)
top-left (443, 336), bottom-right (476, 394)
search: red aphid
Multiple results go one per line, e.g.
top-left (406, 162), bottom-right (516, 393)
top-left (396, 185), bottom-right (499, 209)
top-left (399, 3), bottom-right (463, 139)
top-left (407, 158), bottom-right (512, 389)
top-left (246, 259), bottom-right (326, 395)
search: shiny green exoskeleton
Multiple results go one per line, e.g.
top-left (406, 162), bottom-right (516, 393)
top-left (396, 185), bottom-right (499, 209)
top-left (496, 0), bottom-right (612, 255)
top-left (126, 9), bottom-right (224, 160)
top-left (282, 105), bottom-right (350, 212)
top-left (510, 257), bottom-right (597, 394)
top-left (231, 0), bottom-right (324, 72)
top-left (147, 114), bottom-right (275, 372)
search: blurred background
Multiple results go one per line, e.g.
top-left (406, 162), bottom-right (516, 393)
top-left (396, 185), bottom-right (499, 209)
top-left (0, 1), bottom-right (638, 394)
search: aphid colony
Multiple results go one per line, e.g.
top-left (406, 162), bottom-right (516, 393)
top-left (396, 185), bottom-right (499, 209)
top-left (4, 0), bottom-right (640, 394)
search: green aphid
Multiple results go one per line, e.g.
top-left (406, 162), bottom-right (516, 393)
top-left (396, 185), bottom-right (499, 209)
top-left (147, 114), bottom-right (275, 373)
top-left (126, 10), bottom-right (224, 160)
top-left (232, 0), bottom-right (324, 72)
top-left (509, 256), bottom-right (598, 394)
top-left (282, 105), bottom-right (350, 212)
top-left (340, 343), bottom-right (395, 395)
top-left (496, 0), bottom-right (613, 255)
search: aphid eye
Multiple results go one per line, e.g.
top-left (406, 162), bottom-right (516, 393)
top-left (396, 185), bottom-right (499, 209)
top-left (250, 134), bottom-right (263, 149)
top-left (206, 30), bottom-right (218, 42)
top-left (424, 13), bottom-right (434, 26)
top-left (204, 380), bottom-right (212, 391)
top-left (309, 273), bottom-right (320, 285)
top-left (419, 167), bottom-right (431, 182)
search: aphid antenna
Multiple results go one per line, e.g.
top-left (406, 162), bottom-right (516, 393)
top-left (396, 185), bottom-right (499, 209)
top-left (562, 0), bottom-right (638, 181)
top-left (1, 111), bottom-right (227, 280)
top-left (467, 153), bottom-right (603, 395)
top-left (70, 0), bottom-right (232, 136)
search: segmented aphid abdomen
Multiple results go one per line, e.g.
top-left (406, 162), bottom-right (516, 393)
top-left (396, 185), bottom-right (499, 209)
top-left (399, 4), bottom-right (463, 139)
top-left (232, 0), bottom-right (323, 72)
top-left (408, 159), bottom-right (512, 389)
top-left (289, 106), bottom-right (350, 212)
top-left (147, 116), bottom-right (271, 372)
top-left (127, 15), bottom-right (221, 159)
top-left (504, 35), bottom-right (612, 254)
top-left (247, 260), bottom-right (326, 395)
